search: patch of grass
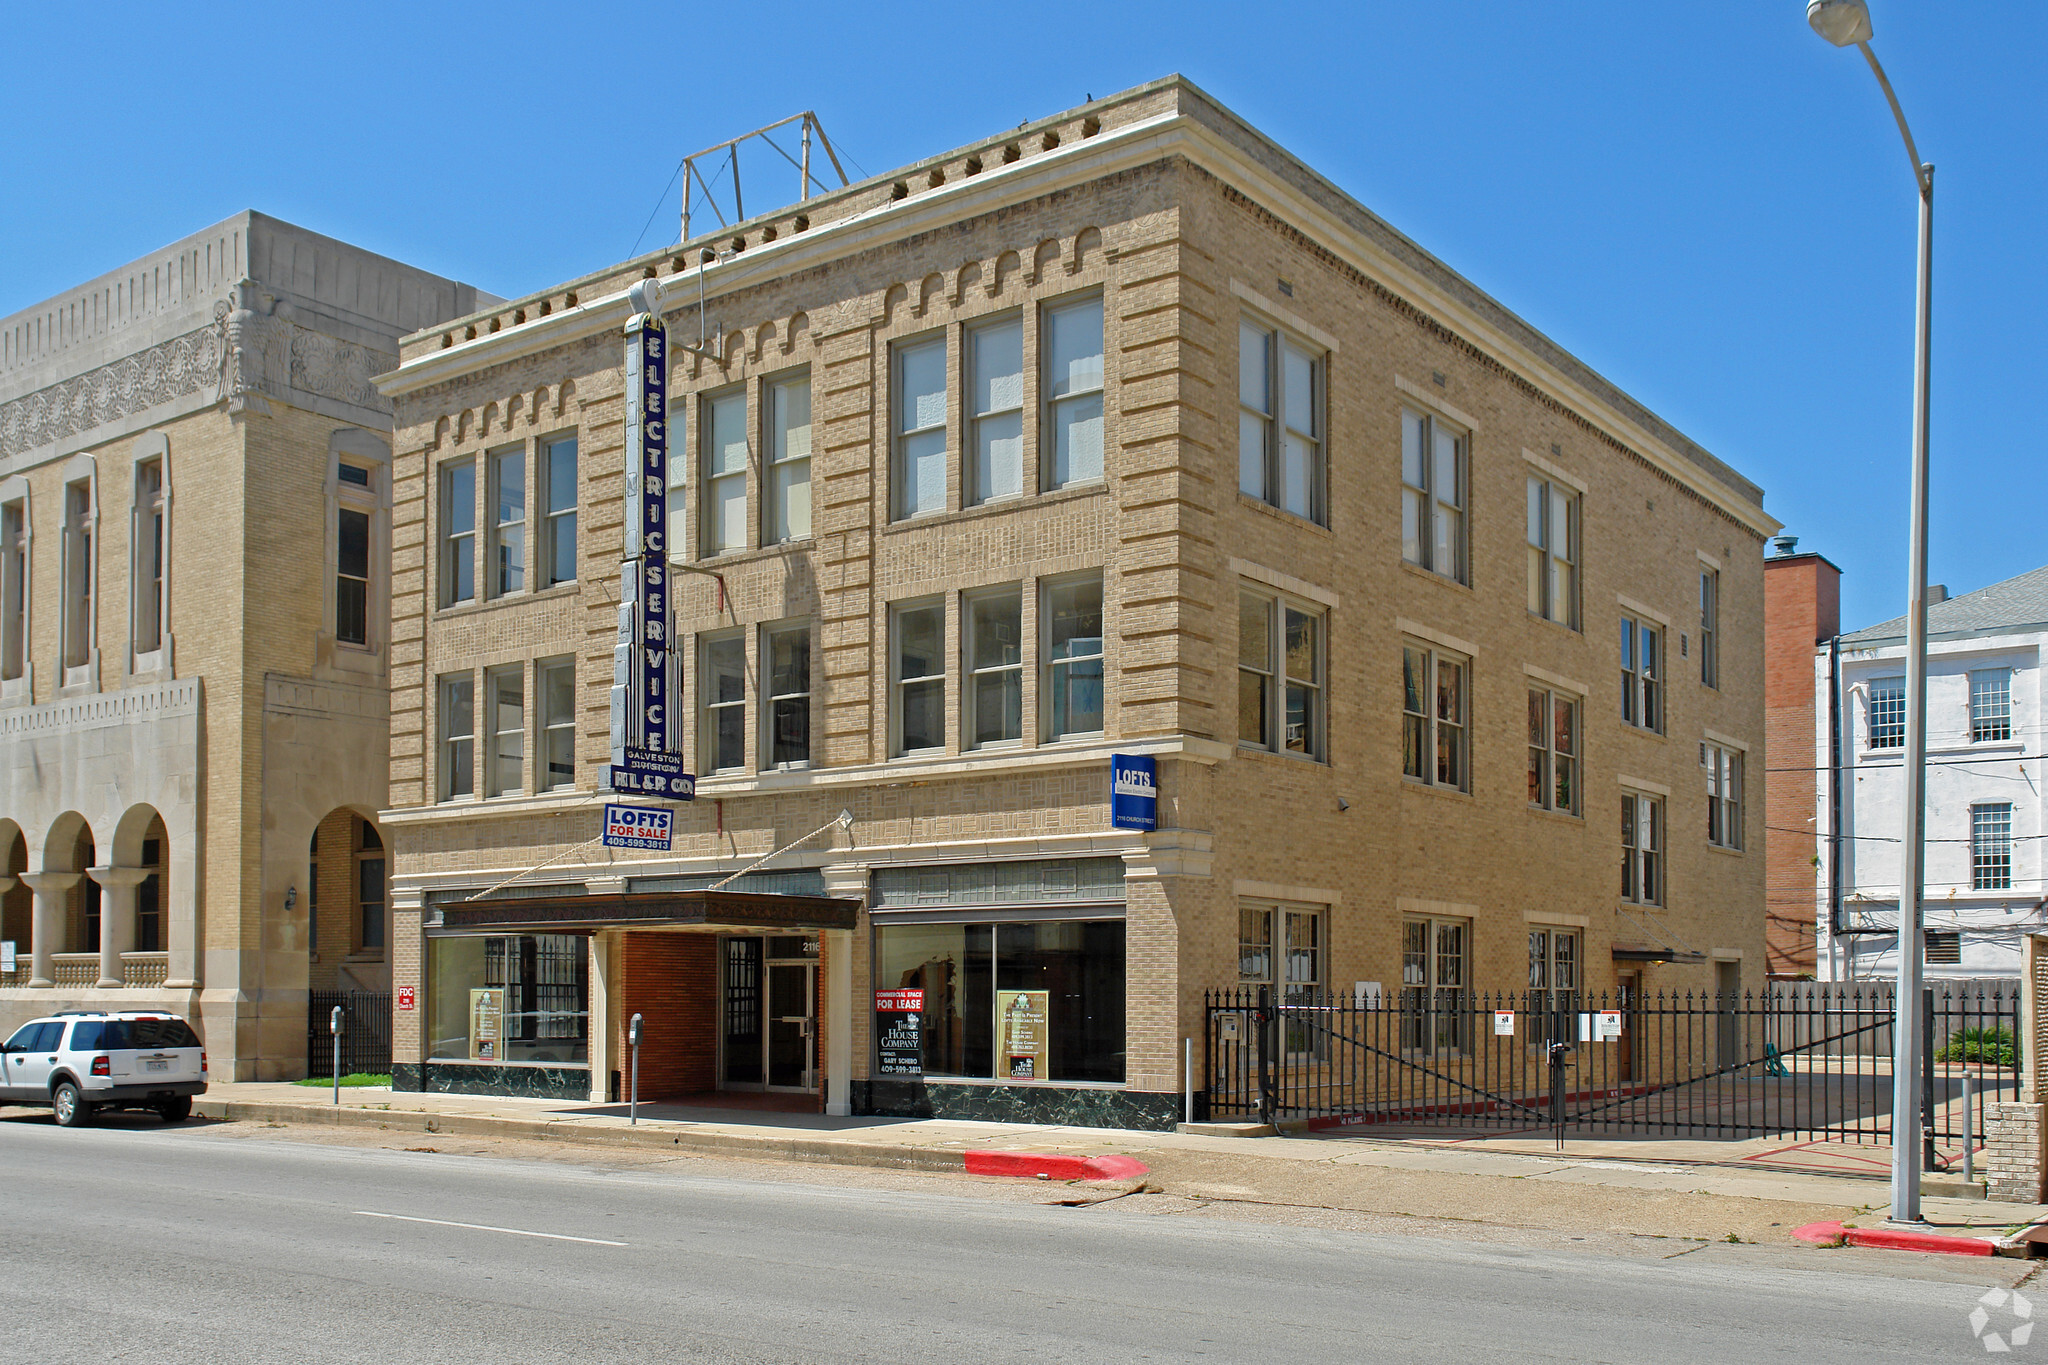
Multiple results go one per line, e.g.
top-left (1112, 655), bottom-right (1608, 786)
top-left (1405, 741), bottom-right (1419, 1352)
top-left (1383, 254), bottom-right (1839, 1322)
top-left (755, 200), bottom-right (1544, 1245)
top-left (293, 1073), bottom-right (391, 1088)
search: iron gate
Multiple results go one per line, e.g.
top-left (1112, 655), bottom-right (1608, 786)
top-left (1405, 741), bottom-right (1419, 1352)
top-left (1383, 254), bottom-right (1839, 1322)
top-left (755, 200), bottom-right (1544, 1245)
top-left (307, 990), bottom-right (393, 1078)
top-left (1203, 983), bottom-right (2018, 1151)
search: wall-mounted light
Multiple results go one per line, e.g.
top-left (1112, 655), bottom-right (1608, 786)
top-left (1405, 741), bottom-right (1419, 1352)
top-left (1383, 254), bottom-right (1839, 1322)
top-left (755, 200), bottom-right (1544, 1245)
top-left (284, 886), bottom-right (297, 911)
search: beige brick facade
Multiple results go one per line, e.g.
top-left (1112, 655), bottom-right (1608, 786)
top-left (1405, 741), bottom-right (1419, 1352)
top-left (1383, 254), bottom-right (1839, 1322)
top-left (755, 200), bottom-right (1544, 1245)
top-left (379, 79), bottom-right (1775, 1126)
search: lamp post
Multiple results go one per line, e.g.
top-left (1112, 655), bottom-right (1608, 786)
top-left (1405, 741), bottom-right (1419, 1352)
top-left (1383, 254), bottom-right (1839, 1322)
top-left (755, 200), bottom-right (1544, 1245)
top-left (1807, 0), bottom-right (1936, 1225)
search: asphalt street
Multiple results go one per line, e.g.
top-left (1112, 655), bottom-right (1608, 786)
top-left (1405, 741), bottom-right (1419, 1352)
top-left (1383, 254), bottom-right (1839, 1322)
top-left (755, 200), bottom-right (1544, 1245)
top-left (0, 1115), bottom-right (2031, 1364)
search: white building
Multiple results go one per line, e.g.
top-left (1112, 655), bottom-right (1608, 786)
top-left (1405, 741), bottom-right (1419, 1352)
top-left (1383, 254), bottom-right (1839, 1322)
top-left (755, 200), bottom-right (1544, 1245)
top-left (1818, 565), bottom-right (2048, 980)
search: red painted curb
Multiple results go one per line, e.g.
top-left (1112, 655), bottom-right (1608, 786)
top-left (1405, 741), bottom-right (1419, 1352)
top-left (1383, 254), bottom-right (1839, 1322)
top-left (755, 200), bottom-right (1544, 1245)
top-left (1792, 1220), bottom-right (1996, 1256)
top-left (963, 1150), bottom-right (1150, 1182)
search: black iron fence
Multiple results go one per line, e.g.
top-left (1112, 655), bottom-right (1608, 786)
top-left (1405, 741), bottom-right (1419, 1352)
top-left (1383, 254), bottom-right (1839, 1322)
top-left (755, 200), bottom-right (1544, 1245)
top-left (1203, 983), bottom-right (2018, 1155)
top-left (307, 990), bottom-right (393, 1078)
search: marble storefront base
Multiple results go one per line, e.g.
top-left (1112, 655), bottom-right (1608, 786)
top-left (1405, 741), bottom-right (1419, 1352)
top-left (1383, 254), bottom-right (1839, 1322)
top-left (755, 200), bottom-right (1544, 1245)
top-left (854, 1077), bottom-right (1181, 1131)
top-left (392, 1061), bottom-right (590, 1100)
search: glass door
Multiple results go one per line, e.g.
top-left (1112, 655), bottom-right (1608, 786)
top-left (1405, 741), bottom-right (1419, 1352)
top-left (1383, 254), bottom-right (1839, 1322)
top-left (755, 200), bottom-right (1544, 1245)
top-left (765, 961), bottom-right (815, 1090)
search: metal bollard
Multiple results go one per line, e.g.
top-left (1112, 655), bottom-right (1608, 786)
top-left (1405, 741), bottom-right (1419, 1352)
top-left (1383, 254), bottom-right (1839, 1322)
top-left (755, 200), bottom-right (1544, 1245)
top-left (628, 1013), bottom-right (643, 1126)
top-left (1183, 1037), bottom-right (1192, 1126)
top-left (330, 1005), bottom-right (344, 1106)
top-left (1963, 1068), bottom-right (1975, 1183)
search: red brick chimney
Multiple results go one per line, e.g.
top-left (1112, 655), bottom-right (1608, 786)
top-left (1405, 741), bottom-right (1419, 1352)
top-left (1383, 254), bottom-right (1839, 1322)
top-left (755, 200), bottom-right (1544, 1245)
top-left (1763, 539), bottom-right (1841, 978)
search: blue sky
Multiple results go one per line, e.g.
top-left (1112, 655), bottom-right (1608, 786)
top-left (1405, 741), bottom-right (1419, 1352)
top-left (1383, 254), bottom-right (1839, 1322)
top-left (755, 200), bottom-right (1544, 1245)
top-left (4, 1), bottom-right (2040, 631)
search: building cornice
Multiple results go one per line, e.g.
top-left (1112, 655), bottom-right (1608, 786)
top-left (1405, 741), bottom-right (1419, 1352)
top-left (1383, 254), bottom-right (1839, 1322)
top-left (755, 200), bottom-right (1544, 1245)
top-left (375, 86), bottom-right (1770, 534)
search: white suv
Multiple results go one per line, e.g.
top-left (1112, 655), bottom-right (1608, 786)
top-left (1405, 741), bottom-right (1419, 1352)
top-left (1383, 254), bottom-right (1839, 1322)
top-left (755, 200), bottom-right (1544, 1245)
top-left (0, 1011), bottom-right (208, 1126)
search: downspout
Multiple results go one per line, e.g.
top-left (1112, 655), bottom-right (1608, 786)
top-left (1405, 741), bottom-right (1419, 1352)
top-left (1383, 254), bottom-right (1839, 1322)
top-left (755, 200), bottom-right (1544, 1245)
top-left (1828, 634), bottom-right (1844, 949)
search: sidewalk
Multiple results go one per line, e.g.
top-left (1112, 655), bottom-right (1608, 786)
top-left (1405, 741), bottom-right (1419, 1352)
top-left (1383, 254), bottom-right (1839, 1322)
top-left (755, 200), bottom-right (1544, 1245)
top-left (188, 1081), bottom-right (2048, 1251)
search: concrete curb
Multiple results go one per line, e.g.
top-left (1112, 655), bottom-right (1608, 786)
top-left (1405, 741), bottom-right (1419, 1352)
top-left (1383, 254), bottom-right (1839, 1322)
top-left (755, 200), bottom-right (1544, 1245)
top-left (1792, 1220), bottom-right (2000, 1257)
top-left (195, 1099), bottom-right (1149, 1184)
top-left (196, 1099), bottom-right (968, 1175)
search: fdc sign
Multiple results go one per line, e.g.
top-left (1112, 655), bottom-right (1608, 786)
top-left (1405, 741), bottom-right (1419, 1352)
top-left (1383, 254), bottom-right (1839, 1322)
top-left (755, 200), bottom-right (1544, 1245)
top-left (602, 803), bottom-right (674, 851)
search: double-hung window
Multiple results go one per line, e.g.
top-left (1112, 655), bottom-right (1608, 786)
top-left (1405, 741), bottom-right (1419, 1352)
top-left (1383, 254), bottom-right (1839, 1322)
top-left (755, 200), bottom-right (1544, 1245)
top-left (538, 657), bottom-right (576, 791)
top-left (1240, 901), bottom-right (1326, 1056)
top-left (1238, 320), bottom-right (1324, 523)
top-left (1401, 916), bottom-right (1469, 1055)
top-left (1402, 642), bottom-right (1468, 790)
top-left (1867, 678), bottom-right (1905, 749)
top-left (702, 388), bottom-right (748, 556)
top-left (893, 599), bottom-right (945, 755)
top-left (968, 316), bottom-right (1024, 504)
top-left (1973, 803), bottom-right (2014, 891)
top-left (764, 624), bottom-right (810, 768)
top-left (1971, 671), bottom-right (2013, 743)
top-left (966, 586), bottom-right (1023, 748)
top-left (488, 446), bottom-right (524, 597)
top-left (1, 499), bottom-right (25, 682)
top-left (894, 335), bottom-right (948, 519)
top-left (1527, 687), bottom-right (1579, 814)
top-left (1704, 742), bottom-right (1743, 850)
top-left (1239, 589), bottom-right (1323, 759)
top-left (1620, 616), bottom-right (1662, 730)
top-left (1044, 295), bottom-right (1104, 488)
top-left (1621, 791), bottom-right (1663, 905)
top-left (440, 460), bottom-right (476, 606)
top-left (134, 459), bottom-right (166, 655)
top-left (357, 823), bottom-right (386, 952)
top-left (1526, 476), bottom-right (1579, 628)
top-left (335, 463), bottom-right (372, 648)
top-left (1400, 409), bottom-right (1466, 582)
top-left (61, 480), bottom-right (92, 671)
top-left (1699, 568), bottom-right (1720, 687)
top-left (541, 436), bottom-right (577, 586)
top-left (701, 633), bottom-right (746, 773)
top-left (1046, 574), bottom-right (1104, 739)
top-left (765, 373), bottom-right (812, 543)
top-left (486, 665), bottom-right (524, 796)
top-left (439, 672), bottom-right (475, 801)
top-left (1528, 929), bottom-right (1581, 1045)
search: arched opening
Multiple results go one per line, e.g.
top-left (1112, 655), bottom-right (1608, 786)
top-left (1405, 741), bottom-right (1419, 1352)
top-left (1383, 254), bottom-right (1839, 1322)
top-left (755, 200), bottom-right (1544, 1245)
top-left (0, 820), bottom-right (26, 982)
top-left (109, 805), bottom-right (170, 980)
top-left (309, 807), bottom-right (388, 993)
top-left (41, 812), bottom-right (96, 985)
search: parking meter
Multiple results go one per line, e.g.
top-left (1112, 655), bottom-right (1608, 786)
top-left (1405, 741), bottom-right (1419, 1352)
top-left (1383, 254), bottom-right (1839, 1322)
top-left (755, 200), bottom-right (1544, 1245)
top-left (330, 1005), bottom-right (345, 1106)
top-left (628, 1013), bottom-right (643, 1126)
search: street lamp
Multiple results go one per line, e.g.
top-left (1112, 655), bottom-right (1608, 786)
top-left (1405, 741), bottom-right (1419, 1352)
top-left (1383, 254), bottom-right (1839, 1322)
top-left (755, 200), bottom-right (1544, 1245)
top-left (1807, 0), bottom-right (1936, 1226)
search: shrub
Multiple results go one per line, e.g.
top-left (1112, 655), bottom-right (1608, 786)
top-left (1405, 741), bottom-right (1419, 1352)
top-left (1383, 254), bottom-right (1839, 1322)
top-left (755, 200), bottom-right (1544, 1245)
top-left (1936, 1026), bottom-right (2016, 1068)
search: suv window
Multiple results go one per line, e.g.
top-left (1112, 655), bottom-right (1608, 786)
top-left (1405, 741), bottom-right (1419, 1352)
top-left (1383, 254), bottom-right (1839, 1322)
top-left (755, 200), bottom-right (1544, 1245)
top-left (66, 1022), bottom-right (106, 1051)
top-left (118, 1018), bottom-right (201, 1050)
top-left (28, 1021), bottom-right (63, 1052)
top-left (3, 1023), bottom-right (42, 1051)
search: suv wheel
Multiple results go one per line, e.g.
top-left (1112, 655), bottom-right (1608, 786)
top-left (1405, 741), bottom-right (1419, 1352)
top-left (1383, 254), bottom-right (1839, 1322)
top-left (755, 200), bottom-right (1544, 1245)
top-left (52, 1080), bottom-right (94, 1128)
top-left (156, 1097), bottom-right (192, 1123)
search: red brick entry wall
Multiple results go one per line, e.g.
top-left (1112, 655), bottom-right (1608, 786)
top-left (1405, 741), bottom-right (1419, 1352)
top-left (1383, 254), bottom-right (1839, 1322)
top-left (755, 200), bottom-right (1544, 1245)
top-left (616, 933), bottom-right (719, 1099)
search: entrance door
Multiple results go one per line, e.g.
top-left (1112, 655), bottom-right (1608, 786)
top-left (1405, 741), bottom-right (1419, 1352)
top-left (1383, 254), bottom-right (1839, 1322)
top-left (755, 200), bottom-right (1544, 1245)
top-left (765, 962), bottom-right (815, 1090)
top-left (1616, 971), bottom-right (1640, 1084)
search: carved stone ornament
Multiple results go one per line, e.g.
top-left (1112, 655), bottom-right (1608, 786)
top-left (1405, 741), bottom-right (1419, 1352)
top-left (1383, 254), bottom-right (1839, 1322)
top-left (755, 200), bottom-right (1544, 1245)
top-left (0, 277), bottom-right (397, 456)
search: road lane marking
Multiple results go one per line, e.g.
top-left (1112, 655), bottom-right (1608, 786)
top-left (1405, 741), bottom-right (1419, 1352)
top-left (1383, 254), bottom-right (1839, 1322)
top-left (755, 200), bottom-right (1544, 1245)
top-left (354, 1211), bottom-right (627, 1246)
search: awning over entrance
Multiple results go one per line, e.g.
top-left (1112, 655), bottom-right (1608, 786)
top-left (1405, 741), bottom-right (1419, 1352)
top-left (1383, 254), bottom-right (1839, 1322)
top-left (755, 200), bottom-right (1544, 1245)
top-left (1612, 945), bottom-right (1708, 965)
top-left (438, 889), bottom-right (860, 934)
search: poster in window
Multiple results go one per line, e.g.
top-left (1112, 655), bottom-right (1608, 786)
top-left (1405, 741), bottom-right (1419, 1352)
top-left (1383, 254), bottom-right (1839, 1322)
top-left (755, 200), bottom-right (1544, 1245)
top-left (469, 988), bottom-right (504, 1061)
top-left (996, 990), bottom-right (1050, 1080)
top-left (876, 995), bottom-right (924, 1078)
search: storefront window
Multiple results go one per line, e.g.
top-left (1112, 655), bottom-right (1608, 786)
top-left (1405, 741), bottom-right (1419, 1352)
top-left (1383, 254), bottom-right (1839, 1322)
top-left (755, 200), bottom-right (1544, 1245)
top-left (874, 919), bottom-right (1124, 1084)
top-left (427, 933), bottom-right (589, 1064)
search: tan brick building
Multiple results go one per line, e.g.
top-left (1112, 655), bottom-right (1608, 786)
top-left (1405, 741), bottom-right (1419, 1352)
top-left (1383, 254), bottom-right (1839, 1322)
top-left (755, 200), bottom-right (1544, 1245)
top-left (378, 78), bottom-right (1776, 1127)
top-left (0, 213), bottom-right (488, 1077)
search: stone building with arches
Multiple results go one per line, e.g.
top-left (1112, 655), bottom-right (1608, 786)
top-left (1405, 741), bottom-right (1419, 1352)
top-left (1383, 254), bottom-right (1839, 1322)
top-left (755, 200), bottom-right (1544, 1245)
top-left (0, 213), bottom-right (490, 1076)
